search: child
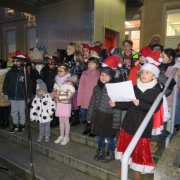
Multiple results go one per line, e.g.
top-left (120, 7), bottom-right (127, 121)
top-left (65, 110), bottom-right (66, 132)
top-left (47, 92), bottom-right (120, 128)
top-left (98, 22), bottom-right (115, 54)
top-left (77, 56), bottom-right (100, 135)
top-left (53, 65), bottom-right (75, 145)
top-left (30, 79), bottom-right (55, 142)
top-left (3, 54), bottom-right (32, 133)
top-left (109, 63), bottom-right (163, 179)
top-left (86, 67), bottom-right (122, 162)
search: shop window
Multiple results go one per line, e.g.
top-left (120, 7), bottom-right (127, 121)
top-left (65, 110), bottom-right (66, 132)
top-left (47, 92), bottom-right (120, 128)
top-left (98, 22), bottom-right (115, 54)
top-left (27, 28), bottom-right (36, 50)
top-left (6, 30), bottom-right (16, 53)
top-left (167, 9), bottom-right (180, 36)
top-left (125, 20), bottom-right (140, 51)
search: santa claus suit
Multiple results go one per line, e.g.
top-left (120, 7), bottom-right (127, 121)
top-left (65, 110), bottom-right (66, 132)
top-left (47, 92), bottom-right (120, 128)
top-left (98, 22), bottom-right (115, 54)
top-left (115, 78), bottom-right (163, 173)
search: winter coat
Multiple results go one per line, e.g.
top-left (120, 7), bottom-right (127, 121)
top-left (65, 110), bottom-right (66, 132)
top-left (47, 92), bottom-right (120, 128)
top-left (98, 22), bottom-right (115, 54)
top-left (77, 69), bottom-right (99, 109)
top-left (53, 82), bottom-right (75, 104)
top-left (0, 68), bottom-right (10, 107)
top-left (3, 66), bottom-right (32, 100)
top-left (158, 62), bottom-right (176, 106)
top-left (114, 83), bottom-right (163, 138)
top-left (43, 65), bottom-right (58, 93)
top-left (121, 50), bottom-right (139, 70)
top-left (86, 81), bottom-right (122, 137)
top-left (30, 67), bottom-right (46, 95)
top-left (63, 54), bottom-right (84, 79)
top-left (30, 93), bottom-right (56, 123)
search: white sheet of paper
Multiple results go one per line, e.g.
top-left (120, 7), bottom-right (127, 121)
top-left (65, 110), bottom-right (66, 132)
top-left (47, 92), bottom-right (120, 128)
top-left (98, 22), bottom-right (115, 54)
top-left (106, 81), bottom-right (136, 102)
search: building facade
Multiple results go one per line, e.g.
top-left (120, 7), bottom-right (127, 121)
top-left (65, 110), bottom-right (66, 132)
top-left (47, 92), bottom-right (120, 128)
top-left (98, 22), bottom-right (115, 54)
top-left (0, 0), bottom-right (180, 59)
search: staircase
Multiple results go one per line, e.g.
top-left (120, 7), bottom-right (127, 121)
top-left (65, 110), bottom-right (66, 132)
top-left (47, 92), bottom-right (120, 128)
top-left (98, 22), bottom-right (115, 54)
top-left (0, 123), bottom-right (162, 180)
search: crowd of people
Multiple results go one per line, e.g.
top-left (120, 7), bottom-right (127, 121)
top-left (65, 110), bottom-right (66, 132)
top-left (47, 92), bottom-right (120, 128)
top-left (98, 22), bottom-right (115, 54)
top-left (0, 34), bottom-right (180, 179)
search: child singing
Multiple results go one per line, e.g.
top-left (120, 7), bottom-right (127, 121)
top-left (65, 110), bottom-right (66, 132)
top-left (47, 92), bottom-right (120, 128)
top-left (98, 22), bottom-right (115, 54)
top-left (109, 63), bottom-right (163, 179)
top-left (30, 79), bottom-right (55, 142)
top-left (86, 67), bottom-right (122, 162)
top-left (53, 65), bottom-right (75, 145)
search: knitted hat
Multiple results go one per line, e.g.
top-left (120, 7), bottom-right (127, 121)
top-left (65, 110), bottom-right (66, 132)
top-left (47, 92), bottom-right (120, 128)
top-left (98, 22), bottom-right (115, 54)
top-left (139, 47), bottom-right (152, 57)
top-left (102, 55), bottom-right (122, 69)
top-left (140, 63), bottom-right (160, 78)
top-left (90, 45), bottom-right (102, 55)
top-left (100, 67), bottom-right (116, 79)
top-left (29, 48), bottom-right (43, 62)
top-left (36, 79), bottom-right (47, 91)
top-left (145, 51), bottom-right (161, 66)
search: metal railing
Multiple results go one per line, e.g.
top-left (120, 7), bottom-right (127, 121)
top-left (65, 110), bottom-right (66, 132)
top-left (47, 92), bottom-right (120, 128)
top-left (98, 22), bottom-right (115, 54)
top-left (121, 65), bottom-right (179, 180)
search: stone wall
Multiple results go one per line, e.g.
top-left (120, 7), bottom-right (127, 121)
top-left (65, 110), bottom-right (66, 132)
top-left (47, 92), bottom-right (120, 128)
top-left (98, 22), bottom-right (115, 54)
top-left (154, 131), bottom-right (180, 180)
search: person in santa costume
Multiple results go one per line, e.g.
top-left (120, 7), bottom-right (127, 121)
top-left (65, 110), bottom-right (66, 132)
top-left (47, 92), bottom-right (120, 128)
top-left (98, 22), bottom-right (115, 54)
top-left (102, 55), bottom-right (126, 82)
top-left (109, 63), bottom-right (163, 179)
top-left (128, 46), bottom-right (152, 86)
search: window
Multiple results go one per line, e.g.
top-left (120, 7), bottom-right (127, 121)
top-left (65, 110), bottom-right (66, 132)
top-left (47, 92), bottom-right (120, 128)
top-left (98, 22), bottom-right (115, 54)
top-left (6, 30), bottom-right (16, 53)
top-left (125, 20), bottom-right (141, 51)
top-left (26, 28), bottom-right (36, 50)
top-left (167, 9), bottom-right (180, 36)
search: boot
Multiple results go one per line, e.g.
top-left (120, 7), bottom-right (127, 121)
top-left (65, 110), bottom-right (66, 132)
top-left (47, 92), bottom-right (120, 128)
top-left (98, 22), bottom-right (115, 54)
top-left (93, 149), bottom-right (105, 161)
top-left (88, 133), bottom-right (95, 138)
top-left (101, 151), bottom-right (115, 163)
top-left (71, 110), bottom-right (80, 126)
top-left (82, 122), bottom-right (91, 135)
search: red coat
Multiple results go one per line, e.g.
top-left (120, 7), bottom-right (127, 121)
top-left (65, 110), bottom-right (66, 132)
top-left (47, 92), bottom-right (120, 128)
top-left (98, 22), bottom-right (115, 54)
top-left (77, 69), bottom-right (99, 109)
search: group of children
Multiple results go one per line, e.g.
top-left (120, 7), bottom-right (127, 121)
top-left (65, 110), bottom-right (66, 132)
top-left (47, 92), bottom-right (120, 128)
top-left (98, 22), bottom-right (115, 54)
top-left (0, 37), bottom-right (180, 180)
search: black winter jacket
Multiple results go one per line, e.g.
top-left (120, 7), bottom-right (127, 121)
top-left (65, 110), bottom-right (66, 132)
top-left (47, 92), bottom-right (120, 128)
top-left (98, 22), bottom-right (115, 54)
top-left (114, 83), bottom-right (163, 138)
top-left (86, 81), bottom-right (122, 133)
top-left (3, 66), bottom-right (32, 100)
top-left (43, 65), bottom-right (57, 93)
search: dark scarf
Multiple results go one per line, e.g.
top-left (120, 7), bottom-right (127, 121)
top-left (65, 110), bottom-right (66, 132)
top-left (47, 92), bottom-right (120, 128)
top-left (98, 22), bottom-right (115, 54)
top-left (159, 60), bottom-right (175, 72)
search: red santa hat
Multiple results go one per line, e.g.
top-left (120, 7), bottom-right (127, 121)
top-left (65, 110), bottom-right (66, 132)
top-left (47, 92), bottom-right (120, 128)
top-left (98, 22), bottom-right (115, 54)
top-left (83, 44), bottom-right (90, 50)
top-left (90, 45), bottom-right (102, 55)
top-left (102, 55), bottom-right (122, 69)
top-left (141, 63), bottom-right (160, 78)
top-left (12, 50), bottom-right (28, 60)
top-left (140, 47), bottom-right (152, 57)
top-left (15, 50), bottom-right (28, 58)
top-left (145, 51), bottom-right (161, 66)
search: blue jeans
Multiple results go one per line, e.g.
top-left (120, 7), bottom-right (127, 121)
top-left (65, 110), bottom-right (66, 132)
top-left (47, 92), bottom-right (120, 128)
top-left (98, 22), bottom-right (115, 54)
top-left (175, 89), bottom-right (180, 125)
top-left (79, 108), bottom-right (87, 122)
top-left (97, 136), bottom-right (115, 154)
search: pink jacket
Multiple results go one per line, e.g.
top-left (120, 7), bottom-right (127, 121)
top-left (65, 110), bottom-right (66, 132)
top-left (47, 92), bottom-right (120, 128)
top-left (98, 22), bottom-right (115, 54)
top-left (77, 69), bottom-right (99, 109)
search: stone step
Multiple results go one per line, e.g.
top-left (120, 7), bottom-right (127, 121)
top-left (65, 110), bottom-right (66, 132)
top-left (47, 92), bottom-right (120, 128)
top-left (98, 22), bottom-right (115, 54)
top-left (31, 122), bottom-right (98, 149)
top-left (0, 126), bottom-right (159, 180)
top-left (0, 128), bottom-right (122, 180)
top-left (0, 136), bottom-right (98, 180)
